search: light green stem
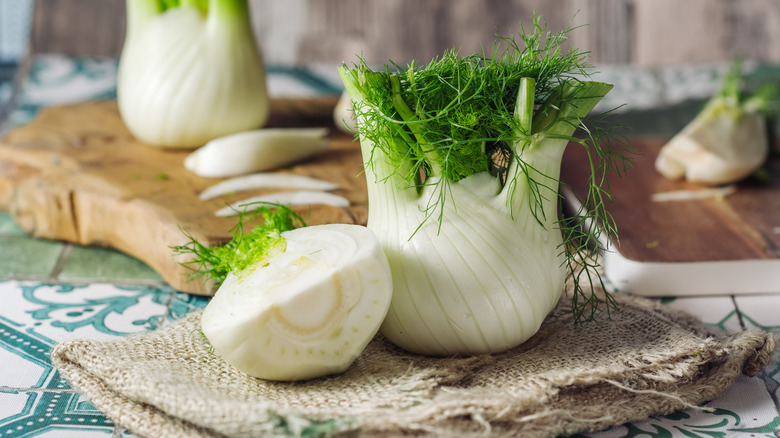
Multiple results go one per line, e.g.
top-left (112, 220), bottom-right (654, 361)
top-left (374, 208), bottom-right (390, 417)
top-left (124, 0), bottom-right (161, 41)
top-left (531, 81), bottom-right (613, 137)
top-left (514, 77), bottom-right (535, 136)
top-left (389, 76), bottom-right (443, 176)
top-left (339, 67), bottom-right (420, 206)
top-left (180, 0), bottom-right (203, 10)
top-left (501, 80), bottom-right (613, 220)
top-left (207, 0), bottom-right (252, 31)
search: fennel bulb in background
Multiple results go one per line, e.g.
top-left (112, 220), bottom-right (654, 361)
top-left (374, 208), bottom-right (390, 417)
top-left (655, 62), bottom-right (776, 185)
top-left (118, 0), bottom-right (269, 148)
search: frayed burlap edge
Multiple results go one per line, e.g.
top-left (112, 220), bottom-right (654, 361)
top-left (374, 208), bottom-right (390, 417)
top-left (51, 293), bottom-right (776, 438)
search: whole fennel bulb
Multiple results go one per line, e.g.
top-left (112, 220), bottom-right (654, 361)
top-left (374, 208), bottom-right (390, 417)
top-left (339, 18), bottom-right (628, 356)
top-left (118, 0), bottom-right (270, 148)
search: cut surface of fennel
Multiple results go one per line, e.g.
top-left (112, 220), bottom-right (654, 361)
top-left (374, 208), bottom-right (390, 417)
top-left (200, 224), bottom-right (392, 381)
top-left (199, 173), bottom-right (339, 200)
top-left (118, 0), bottom-right (269, 148)
top-left (214, 191), bottom-right (350, 217)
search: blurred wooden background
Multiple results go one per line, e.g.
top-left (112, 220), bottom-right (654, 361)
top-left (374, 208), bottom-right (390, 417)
top-left (28, 0), bottom-right (780, 66)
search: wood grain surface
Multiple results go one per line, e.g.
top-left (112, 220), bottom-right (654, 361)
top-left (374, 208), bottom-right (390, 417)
top-left (29, 0), bottom-right (780, 66)
top-left (0, 98), bottom-right (366, 295)
top-left (560, 138), bottom-right (780, 264)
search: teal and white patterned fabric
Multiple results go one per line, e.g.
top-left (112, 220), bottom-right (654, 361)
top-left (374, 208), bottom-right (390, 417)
top-left (0, 281), bottom-right (208, 437)
top-left (0, 55), bottom-right (778, 437)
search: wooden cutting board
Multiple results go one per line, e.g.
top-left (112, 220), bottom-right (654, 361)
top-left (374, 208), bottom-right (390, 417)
top-left (560, 137), bottom-right (780, 296)
top-left (0, 99), bottom-right (367, 295)
top-left (3, 100), bottom-right (777, 296)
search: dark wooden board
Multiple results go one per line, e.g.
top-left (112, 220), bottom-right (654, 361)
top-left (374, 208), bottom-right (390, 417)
top-left (561, 137), bottom-right (780, 264)
top-left (0, 99), bottom-right (367, 295)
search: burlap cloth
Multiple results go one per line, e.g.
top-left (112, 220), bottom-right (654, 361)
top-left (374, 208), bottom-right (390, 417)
top-left (51, 292), bottom-right (775, 438)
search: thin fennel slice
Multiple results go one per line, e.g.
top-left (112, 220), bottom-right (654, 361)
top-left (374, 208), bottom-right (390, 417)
top-left (651, 186), bottom-right (736, 202)
top-left (184, 128), bottom-right (329, 178)
top-left (215, 191), bottom-right (350, 217)
top-left (200, 223), bottom-right (392, 381)
top-left (200, 173), bottom-right (339, 200)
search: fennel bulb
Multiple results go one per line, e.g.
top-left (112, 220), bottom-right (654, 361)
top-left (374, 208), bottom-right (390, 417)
top-left (118, 0), bottom-right (269, 148)
top-left (176, 207), bottom-right (392, 381)
top-left (340, 18), bottom-right (627, 356)
top-left (655, 64), bottom-right (775, 185)
top-left (201, 223), bottom-right (392, 381)
top-left (334, 90), bottom-right (357, 133)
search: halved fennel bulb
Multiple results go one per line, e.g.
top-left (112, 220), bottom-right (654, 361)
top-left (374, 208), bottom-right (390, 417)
top-left (201, 224), bottom-right (392, 381)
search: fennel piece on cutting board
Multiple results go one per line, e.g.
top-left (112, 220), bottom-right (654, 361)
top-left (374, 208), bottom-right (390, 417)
top-left (561, 136), bottom-right (780, 296)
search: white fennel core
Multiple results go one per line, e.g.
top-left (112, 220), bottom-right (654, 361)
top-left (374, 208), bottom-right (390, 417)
top-left (200, 224), bottom-right (392, 381)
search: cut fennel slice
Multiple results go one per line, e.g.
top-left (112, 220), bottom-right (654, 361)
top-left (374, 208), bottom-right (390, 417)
top-left (200, 223), bottom-right (392, 381)
top-left (200, 173), bottom-right (339, 200)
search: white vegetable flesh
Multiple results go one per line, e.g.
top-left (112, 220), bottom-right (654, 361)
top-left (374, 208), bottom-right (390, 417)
top-left (200, 173), bottom-right (339, 200)
top-left (655, 88), bottom-right (769, 185)
top-left (341, 64), bottom-right (613, 356)
top-left (651, 186), bottom-right (736, 202)
top-left (185, 128), bottom-right (330, 178)
top-left (333, 90), bottom-right (357, 134)
top-left (118, 0), bottom-right (269, 148)
top-left (215, 191), bottom-right (350, 217)
top-left (200, 224), bottom-right (392, 381)
top-left (365, 138), bottom-right (567, 356)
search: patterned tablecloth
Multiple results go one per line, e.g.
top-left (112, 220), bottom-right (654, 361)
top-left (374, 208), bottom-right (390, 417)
top-left (0, 55), bottom-right (778, 437)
